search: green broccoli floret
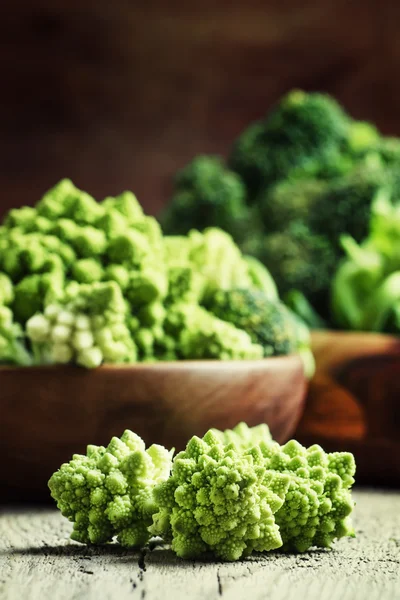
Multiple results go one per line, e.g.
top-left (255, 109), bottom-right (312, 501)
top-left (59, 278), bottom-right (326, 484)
top-left (48, 430), bottom-right (173, 547)
top-left (26, 282), bottom-right (137, 367)
top-left (229, 90), bottom-right (350, 198)
top-left (374, 137), bottom-right (400, 166)
top-left (205, 288), bottom-right (296, 357)
top-left (259, 178), bottom-right (328, 233)
top-left (345, 121), bottom-right (380, 155)
top-left (150, 430), bottom-right (290, 560)
top-left (161, 155), bottom-right (254, 243)
top-left (250, 223), bottom-right (337, 315)
top-left (309, 157), bottom-right (387, 251)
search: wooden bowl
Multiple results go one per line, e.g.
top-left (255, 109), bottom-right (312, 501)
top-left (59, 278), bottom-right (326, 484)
top-left (295, 330), bottom-right (400, 486)
top-left (0, 355), bottom-right (306, 502)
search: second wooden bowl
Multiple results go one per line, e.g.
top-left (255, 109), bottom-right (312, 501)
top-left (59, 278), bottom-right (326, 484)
top-left (295, 330), bottom-right (400, 485)
top-left (0, 355), bottom-right (306, 501)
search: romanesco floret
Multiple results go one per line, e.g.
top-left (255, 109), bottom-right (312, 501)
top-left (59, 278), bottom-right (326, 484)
top-left (36, 178), bottom-right (105, 224)
top-left (0, 273), bottom-right (14, 306)
top-left (187, 228), bottom-right (254, 301)
top-left (26, 282), bottom-right (137, 368)
top-left (48, 430), bottom-right (173, 547)
top-left (150, 430), bottom-right (290, 561)
top-left (255, 439), bottom-right (355, 552)
top-left (211, 422), bottom-right (273, 450)
top-left (0, 306), bottom-right (32, 365)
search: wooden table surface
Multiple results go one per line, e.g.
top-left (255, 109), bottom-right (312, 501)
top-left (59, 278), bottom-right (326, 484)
top-left (1, 489), bottom-right (399, 600)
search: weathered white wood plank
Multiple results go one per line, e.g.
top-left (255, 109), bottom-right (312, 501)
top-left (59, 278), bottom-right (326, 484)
top-left (1, 490), bottom-right (400, 600)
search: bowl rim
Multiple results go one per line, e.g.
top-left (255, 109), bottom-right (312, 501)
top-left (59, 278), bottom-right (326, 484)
top-left (0, 353), bottom-right (303, 372)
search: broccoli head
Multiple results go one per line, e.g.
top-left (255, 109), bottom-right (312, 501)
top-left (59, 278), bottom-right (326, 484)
top-left (205, 288), bottom-right (296, 357)
top-left (259, 178), bottom-right (328, 233)
top-left (248, 223), bottom-right (337, 315)
top-left (161, 155), bottom-right (254, 242)
top-left (309, 158), bottom-right (387, 250)
top-left (229, 90), bottom-right (350, 198)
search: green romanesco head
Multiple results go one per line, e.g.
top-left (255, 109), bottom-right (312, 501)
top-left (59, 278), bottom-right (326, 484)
top-left (48, 430), bottom-right (173, 547)
top-left (26, 281), bottom-right (137, 368)
top-left (150, 430), bottom-right (290, 561)
top-left (257, 439), bottom-right (356, 552)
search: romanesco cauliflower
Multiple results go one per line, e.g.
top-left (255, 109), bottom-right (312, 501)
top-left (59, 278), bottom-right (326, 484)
top-left (26, 282), bottom-right (136, 368)
top-left (150, 430), bottom-right (290, 560)
top-left (48, 430), bottom-right (173, 547)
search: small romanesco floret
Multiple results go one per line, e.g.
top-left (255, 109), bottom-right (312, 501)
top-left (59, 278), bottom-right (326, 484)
top-left (187, 228), bottom-right (254, 301)
top-left (26, 281), bottom-right (137, 368)
top-left (205, 288), bottom-right (297, 357)
top-left (150, 430), bottom-right (290, 561)
top-left (48, 430), bottom-right (173, 547)
top-left (257, 439), bottom-right (356, 552)
top-left (210, 422), bottom-right (273, 450)
top-left (0, 306), bottom-right (32, 366)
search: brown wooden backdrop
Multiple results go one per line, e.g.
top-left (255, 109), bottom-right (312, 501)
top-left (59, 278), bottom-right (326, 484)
top-left (1, 1), bottom-right (400, 218)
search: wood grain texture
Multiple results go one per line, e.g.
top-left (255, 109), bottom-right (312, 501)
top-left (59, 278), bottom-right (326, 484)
top-left (0, 355), bottom-right (306, 502)
top-left (296, 331), bottom-right (400, 486)
top-left (0, 1), bottom-right (399, 216)
top-left (1, 490), bottom-right (400, 600)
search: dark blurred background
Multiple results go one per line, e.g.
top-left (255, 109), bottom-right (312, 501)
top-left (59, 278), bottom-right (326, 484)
top-left (1, 1), bottom-right (399, 218)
